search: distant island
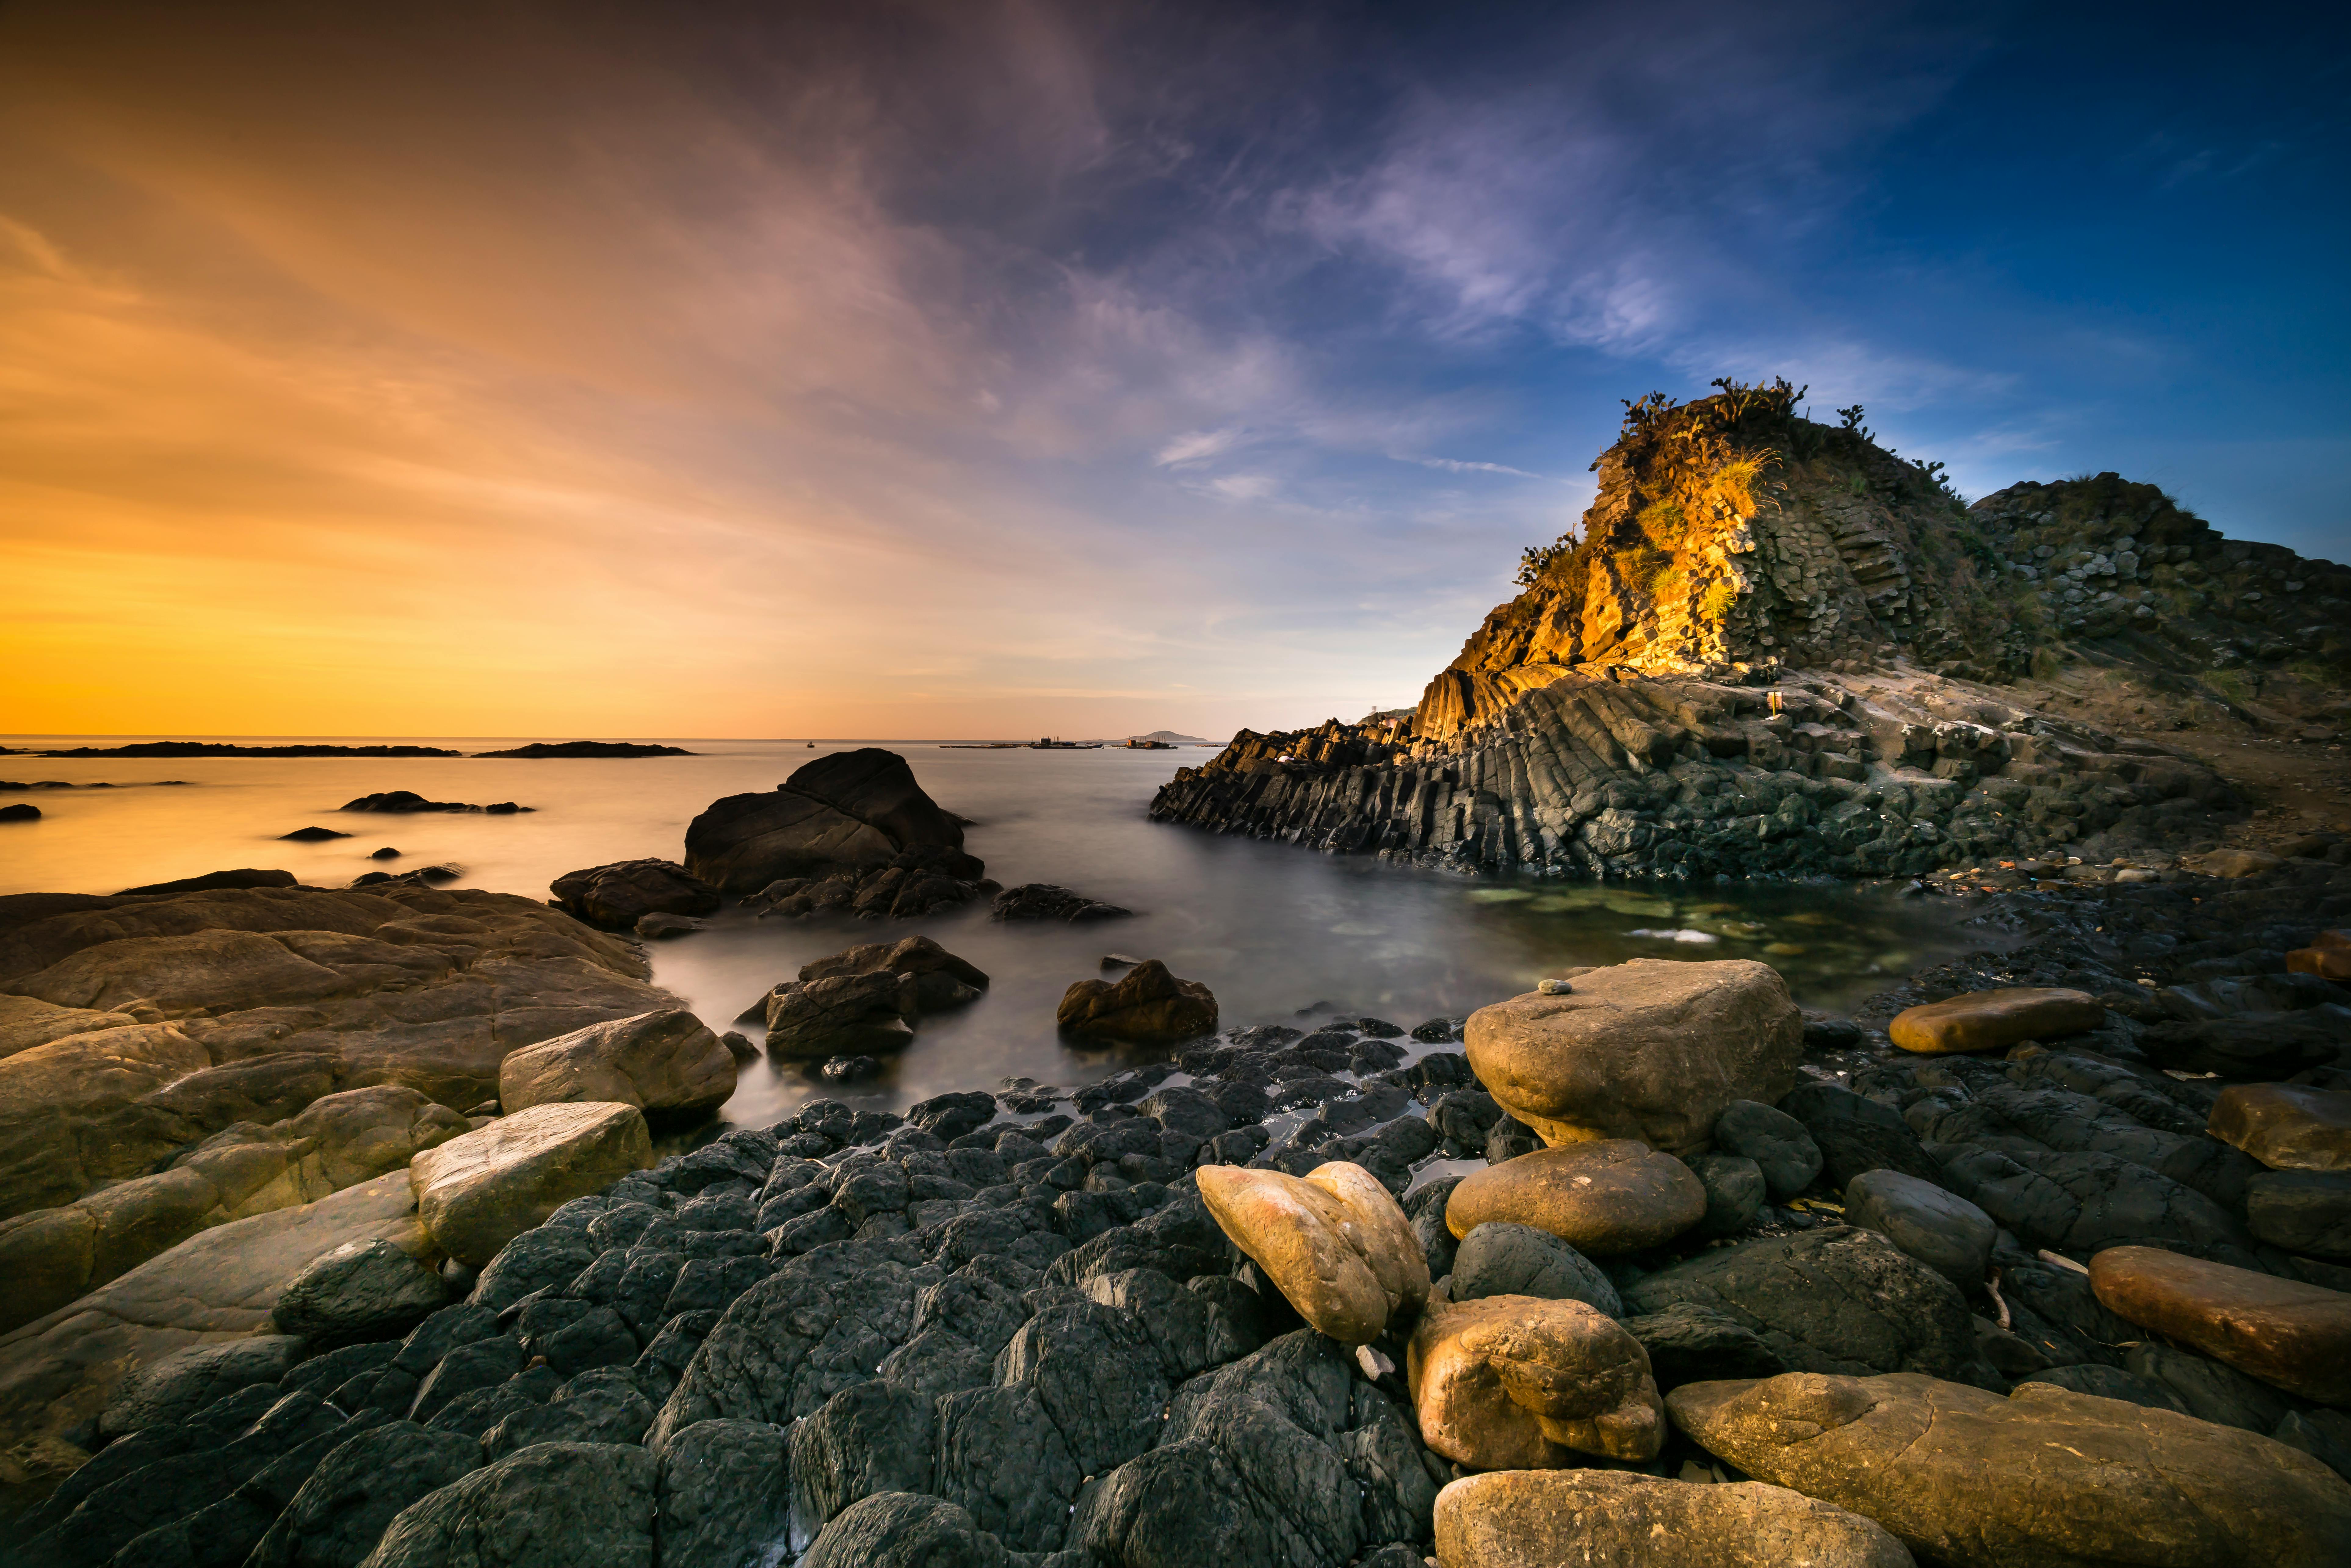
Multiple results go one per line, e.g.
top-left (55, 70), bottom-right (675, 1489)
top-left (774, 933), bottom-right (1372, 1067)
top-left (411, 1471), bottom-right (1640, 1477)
top-left (1129, 729), bottom-right (1213, 744)
top-left (26, 742), bottom-right (463, 758)
top-left (469, 740), bottom-right (697, 758)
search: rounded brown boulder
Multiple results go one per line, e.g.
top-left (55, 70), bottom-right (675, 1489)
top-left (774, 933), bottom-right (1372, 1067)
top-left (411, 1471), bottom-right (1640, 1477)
top-left (1056, 959), bottom-right (1217, 1045)
top-left (1886, 987), bottom-right (2102, 1055)
top-left (1433, 1469), bottom-right (1916, 1568)
top-left (1463, 959), bottom-right (1802, 1157)
top-left (2088, 1244), bottom-right (2351, 1404)
top-left (1447, 1141), bottom-right (1706, 1255)
top-left (1197, 1160), bottom-right (1426, 1344)
top-left (2208, 1082), bottom-right (2351, 1172)
top-left (1408, 1294), bottom-right (1666, 1468)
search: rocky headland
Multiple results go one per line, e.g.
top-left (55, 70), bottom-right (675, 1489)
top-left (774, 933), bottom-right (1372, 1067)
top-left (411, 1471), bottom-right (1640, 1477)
top-left (2, 390), bottom-right (2349, 1566)
top-left (1150, 382), bottom-right (2349, 881)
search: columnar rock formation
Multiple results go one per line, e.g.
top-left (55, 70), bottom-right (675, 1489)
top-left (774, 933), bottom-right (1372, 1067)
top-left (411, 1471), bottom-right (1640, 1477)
top-left (1148, 382), bottom-right (2327, 878)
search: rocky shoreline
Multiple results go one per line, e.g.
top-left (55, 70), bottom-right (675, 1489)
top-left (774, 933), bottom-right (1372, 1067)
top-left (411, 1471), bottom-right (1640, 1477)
top-left (0, 827), bottom-right (2345, 1566)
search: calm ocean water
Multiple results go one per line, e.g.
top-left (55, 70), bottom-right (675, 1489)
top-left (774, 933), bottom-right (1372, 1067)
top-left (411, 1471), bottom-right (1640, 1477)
top-left (1, 735), bottom-right (1982, 1127)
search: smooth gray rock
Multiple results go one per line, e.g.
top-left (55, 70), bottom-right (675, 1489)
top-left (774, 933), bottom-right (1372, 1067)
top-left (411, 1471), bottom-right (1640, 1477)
top-left (356, 1440), bottom-right (656, 1568)
top-left (1713, 1098), bottom-right (1824, 1199)
top-left (654, 1418), bottom-right (791, 1568)
top-left (2247, 1169), bottom-right (2351, 1260)
top-left (2020, 1363), bottom-right (2190, 1413)
top-left (1843, 1169), bottom-right (1995, 1292)
top-left (1624, 1226), bottom-right (1982, 1381)
top-left (1691, 1152), bottom-right (1767, 1237)
top-left (272, 1239), bottom-right (447, 1347)
top-left (799, 1493), bottom-right (1017, 1568)
top-left (238, 1419), bottom-right (484, 1568)
top-left (1449, 1222), bottom-right (1623, 1316)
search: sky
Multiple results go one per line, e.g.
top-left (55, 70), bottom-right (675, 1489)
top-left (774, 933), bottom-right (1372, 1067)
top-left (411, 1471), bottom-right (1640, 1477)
top-left (2, 0), bottom-right (2346, 740)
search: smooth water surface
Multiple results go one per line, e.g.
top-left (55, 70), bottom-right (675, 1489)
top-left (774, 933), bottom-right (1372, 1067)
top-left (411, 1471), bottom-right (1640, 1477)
top-left (1, 734), bottom-right (1984, 1125)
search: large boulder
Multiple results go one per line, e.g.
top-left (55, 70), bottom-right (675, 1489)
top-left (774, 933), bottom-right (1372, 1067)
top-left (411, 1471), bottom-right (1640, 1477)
top-left (991, 884), bottom-right (1133, 922)
top-left (1463, 960), bottom-right (1802, 1157)
top-left (1623, 1227), bottom-right (1980, 1380)
top-left (1197, 1162), bottom-right (1426, 1344)
top-left (2088, 1245), bottom-right (2351, 1404)
top-left (1433, 1469), bottom-right (1916, 1568)
top-left (408, 1102), bottom-right (652, 1267)
top-left (1407, 1294), bottom-right (1665, 1467)
top-left (1057, 959), bottom-right (1218, 1045)
top-left (763, 973), bottom-right (916, 1060)
top-left (496, 1010), bottom-right (735, 1118)
top-left (1668, 1371), bottom-right (2351, 1568)
top-left (2209, 1083), bottom-right (2351, 1172)
top-left (654, 1418), bottom-right (791, 1568)
top-left (548, 860), bottom-right (721, 930)
top-left (1445, 1141), bottom-right (1705, 1255)
top-left (683, 749), bottom-right (966, 894)
top-left (0, 883), bottom-right (676, 1232)
top-left (1886, 987), bottom-right (2103, 1055)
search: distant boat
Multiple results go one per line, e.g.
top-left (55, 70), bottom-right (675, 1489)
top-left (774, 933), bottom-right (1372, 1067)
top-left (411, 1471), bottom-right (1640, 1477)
top-left (1028, 737), bottom-right (1103, 750)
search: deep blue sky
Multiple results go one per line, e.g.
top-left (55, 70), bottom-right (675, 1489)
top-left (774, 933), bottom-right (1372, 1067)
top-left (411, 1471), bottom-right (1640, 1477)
top-left (3, 0), bottom-right (2345, 733)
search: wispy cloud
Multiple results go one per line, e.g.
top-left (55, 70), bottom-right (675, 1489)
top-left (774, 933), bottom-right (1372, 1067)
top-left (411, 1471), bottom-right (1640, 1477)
top-left (1406, 456), bottom-right (1550, 480)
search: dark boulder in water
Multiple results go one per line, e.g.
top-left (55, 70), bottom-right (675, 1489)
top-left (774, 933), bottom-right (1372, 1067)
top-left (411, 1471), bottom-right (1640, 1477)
top-left (686, 748), bottom-right (966, 895)
top-left (550, 859), bottom-right (722, 930)
top-left (991, 883), bottom-right (1133, 922)
top-left (279, 826), bottom-right (351, 841)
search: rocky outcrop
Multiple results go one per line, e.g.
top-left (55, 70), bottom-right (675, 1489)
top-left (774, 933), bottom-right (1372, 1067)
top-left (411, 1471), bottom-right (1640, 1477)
top-left (0, 1169), bottom-right (425, 1453)
top-left (0, 1085), bottom-right (467, 1333)
top-left (1151, 385), bottom-right (2274, 879)
top-left (685, 749), bottom-right (972, 894)
top-left (548, 859), bottom-right (722, 931)
top-left (471, 741), bottom-right (693, 758)
top-left (0, 881), bottom-right (687, 1355)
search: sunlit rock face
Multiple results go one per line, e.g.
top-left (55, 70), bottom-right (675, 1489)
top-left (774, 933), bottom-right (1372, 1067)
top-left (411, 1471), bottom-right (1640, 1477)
top-left (1148, 383), bottom-right (2302, 880)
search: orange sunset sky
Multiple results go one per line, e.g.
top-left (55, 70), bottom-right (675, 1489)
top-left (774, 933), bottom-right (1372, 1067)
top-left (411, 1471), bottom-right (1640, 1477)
top-left (5, 2), bottom-right (2342, 739)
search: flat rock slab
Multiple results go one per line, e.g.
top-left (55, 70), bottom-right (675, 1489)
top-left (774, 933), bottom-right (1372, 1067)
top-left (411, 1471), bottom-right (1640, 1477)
top-left (1408, 1293), bottom-right (1663, 1468)
top-left (1446, 1141), bottom-right (1705, 1255)
top-left (409, 1102), bottom-right (652, 1267)
top-left (1463, 960), bottom-right (1802, 1157)
top-left (2088, 1244), bottom-right (2351, 1404)
top-left (0, 1170), bottom-right (422, 1449)
top-left (1668, 1371), bottom-right (2351, 1568)
top-left (2209, 1082), bottom-right (2351, 1172)
top-left (1887, 987), bottom-right (2102, 1055)
top-left (1434, 1469), bottom-right (1915, 1568)
top-left (1197, 1161), bottom-right (1424, 1344)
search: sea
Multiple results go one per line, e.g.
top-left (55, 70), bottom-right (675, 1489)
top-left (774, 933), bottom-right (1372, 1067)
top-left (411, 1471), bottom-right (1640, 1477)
top-left (0, 735), bottom-right (1987, 1129)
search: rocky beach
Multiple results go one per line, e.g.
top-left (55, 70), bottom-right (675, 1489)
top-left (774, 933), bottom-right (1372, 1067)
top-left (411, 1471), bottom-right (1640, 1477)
top-left (4, 392), bottom-right (2350, 1568)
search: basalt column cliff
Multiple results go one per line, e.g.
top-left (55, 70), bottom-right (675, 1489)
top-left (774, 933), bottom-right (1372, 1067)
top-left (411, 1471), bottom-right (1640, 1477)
top-left (1153, 383), bottom-right (2349, 879)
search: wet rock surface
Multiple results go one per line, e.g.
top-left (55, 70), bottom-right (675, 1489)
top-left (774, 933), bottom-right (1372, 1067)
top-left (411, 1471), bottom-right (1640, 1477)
top-left (8, 840), bottom-right (2351, 1563)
